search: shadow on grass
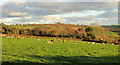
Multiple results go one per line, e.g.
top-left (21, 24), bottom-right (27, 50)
top-left (2, 54), bottom-right (120, 65)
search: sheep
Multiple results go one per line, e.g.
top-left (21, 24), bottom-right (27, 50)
top-left (111, 43), bottom-right (114, 45)
top-left (4, 36), bottom-right (7, 38)
top-left (21, 37), bottom-right (24, 39)
top-left (76, 41), bottom-right (80, 43)
top-left (63, 39), bottom-right (65, 42)
top-left (4, 36), bottom-right (10, 39)
top-left (90, 42), bottom-right (92, 44)
top-left (116, 44), bottom-right (119, 46)
top-left (92, 42), bottom-right (95, 44)
top-left (48, 41), bottom-right (52, 44)
top-left (3, 35), bottom-right (6, 37)
top-left (87, 42), bottom-right (90, 44)
top-left (53, 38), bottom-right (56, 40)
top-left (10, 36), bottom-right (13, 39)
top-left (50, 38), bottom-right (55, 42)
top-left (58, 39), bottom-right (62, 42)
top-left (10, 36), bottom-right (14, 38)
top-left (51, 39), bottom-right (55, 42)
top-left (106, 43), bottom-right (108, 44)
top-left (102, 43), bottom-right (105, 45)
top-left (37, 38), bottom-right (40, 41)
top-left (17, 36), bottom-right (20, 39)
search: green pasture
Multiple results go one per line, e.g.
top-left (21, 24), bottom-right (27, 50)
top-left (103, 31), bottom-right (118, 38)
top-left (2, 36), bottom-right (119, 64)
top-left (9, 25), bottom-right (63, 29)
top-left (10, 25), bottom-right (39, 28)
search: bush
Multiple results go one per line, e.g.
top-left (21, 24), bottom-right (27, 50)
top-left (85, 26), bottom-right (93, 32)
top-left (78, 28), bottom-right (83, 31)
top-left (87, 33), bottom-right (95, 39)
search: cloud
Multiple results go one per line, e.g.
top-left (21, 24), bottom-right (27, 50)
top-left (1, 2), bottom-right (118, 25)
top-left (95, 10), bottom-right (118, 25)
top-left (1, 2), bottom-right (118, 18)
top-left (1, 15), bottom-right (118, 25)
top-left (10, 12), bottom-right (27, 16)
top-left (97, 18), bottom-right (118, 25)
top-left (43, 15), bottom-right (65, 22)
top-left (96, 10), bottom-right (118, 18)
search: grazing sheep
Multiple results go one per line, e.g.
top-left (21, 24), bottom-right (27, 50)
top-left (48, 41), bottom-right (52, 44)
top-left (17, 36), bottom-right (20, 39)
top-left (90, 42), bottom-right (92, 44)
top-left (11, 36), bottom-right (14, 38)
top-left (51, 39), bottom-right (55, 42)
top-left (4, 36), bottom-right (6, 38)
top-left (117, 44), bottom-right (119, 46)
top-left (87, 42), bottom-right (91, 44)
top-left (76, 41), bottom-right (80, 43)
top-left (92, 42), bottom-right (95, 44)
top-left (106, 43), bottom-right (108, 44)
top-left (99, 38), bottom-right (103, 41)
top-left (111, 43), bottom-right (114, 45)
top-left (63, 39), bottom-right (65, 42)
top-left (21, 37), bottom-right (24, 39)
top-left (87, 42), bottom-right (89, 44)
top-left (3, 35), bottom-right (6, 37)
top-left (37, 38), bottom-right (40, 41)
top-left (51, 38), bottom-right (55, 42)
top-left (102, 43), bottom-right (105, 45)
top-left (58, 39), bottom-right (62, 42)
top-left (10, 36), bottom-right (13, 39)
top-left (4, 36), bottom-right (10, 39)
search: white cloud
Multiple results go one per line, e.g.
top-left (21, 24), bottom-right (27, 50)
top-left (10, 12), bottom-right (27, 16)
top-left (2, 2), bottom-right (117, 18)
top-left (1, 2), bottom-right (118, 25)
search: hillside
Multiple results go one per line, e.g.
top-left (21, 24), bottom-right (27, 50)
top-left (1, 23), bottom-right (119, 44)
top-left (102, 25), bottom-right (120, 33)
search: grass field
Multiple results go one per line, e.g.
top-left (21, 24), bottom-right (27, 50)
top-left (2, 36), bottom-right (119, 64)
top-left (103, 31), bottom-right (118, 39)
top-left (10, 25), bottom-right (39, 28)
top-left (10, 25), bottom-right (63, 29)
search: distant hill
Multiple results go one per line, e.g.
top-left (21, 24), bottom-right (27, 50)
top-left (101, 25), bottom-right (120, 29)
top-left (101, 25), bottom-right (120, 33)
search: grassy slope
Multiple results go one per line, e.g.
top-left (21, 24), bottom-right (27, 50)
top-left (10, 25), bottom-right (64, 29)
top-left (2, 37), bottom-right (119, 63)
top-left (102, 25), bottom-right (120, 29)
top-left (10, 25), bottom-right (39, 28)
top-left (103, 31), bottom-right (118, 38)
top-left (12, 24), bottom-right (117, 36)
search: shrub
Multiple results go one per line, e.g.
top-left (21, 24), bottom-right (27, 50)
top-left (78, 28), bottom-right (83, 31)
top-left (86, 33), bottom-right (95, 40)
top-left (85, 26), bottom-right (93, 32)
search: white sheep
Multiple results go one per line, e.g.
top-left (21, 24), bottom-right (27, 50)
top-left (102, 43), bottom-right (105, 45)
top-left (37, 38), bottom-right (40, 41)
top-left (48, 41), bottom-right (52, 44)
top-left (92, 42), bottom-right (95, 44)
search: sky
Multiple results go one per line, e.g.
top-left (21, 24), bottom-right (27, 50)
top-left (0, 1), bottom-right (118, 25)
